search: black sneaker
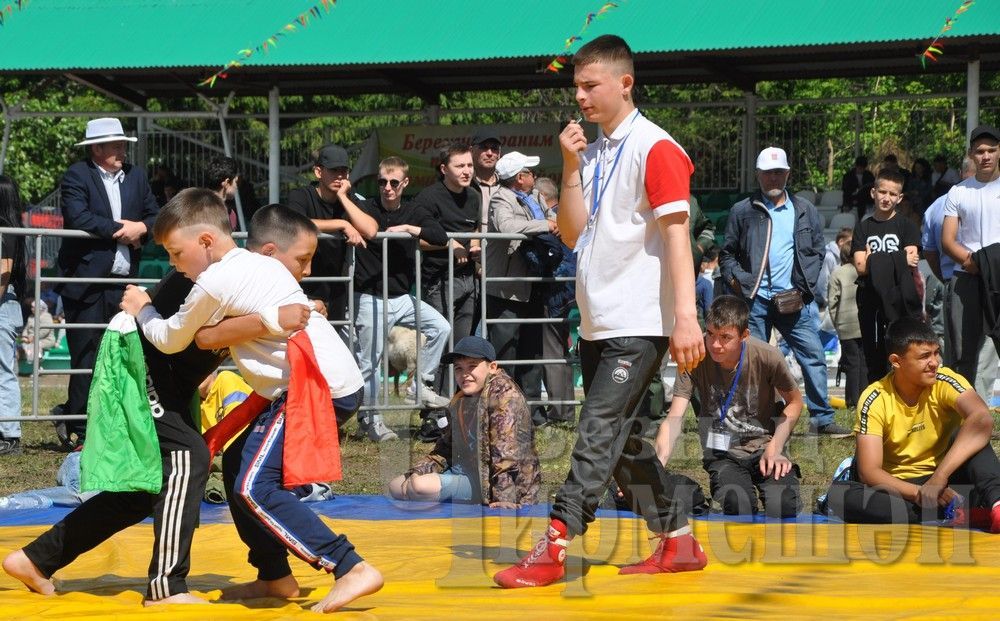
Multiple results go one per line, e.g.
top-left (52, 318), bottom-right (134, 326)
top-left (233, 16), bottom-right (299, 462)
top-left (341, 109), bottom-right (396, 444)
top-left (0, 437), bottom-right (21, 456)
top-left (811, 422), bottom-right (853, 438)
top-left (51, 405), bottom-right (75, 451)
top-left (417, 412), bottom-right (448, 443)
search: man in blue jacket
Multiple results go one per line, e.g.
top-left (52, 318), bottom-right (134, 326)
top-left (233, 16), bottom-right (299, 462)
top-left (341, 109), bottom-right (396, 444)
top-left (53, 118), bottom-right (160, 448)
top-left (720, 147), bottom-right (848, 436)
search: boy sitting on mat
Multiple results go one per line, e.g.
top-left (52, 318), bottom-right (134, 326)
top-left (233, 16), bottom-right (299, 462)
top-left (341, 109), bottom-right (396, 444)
top-left (826, 316), bottom-right (1000, 530)
top-left (655, 295), bottom-right (803, 517)
top-left (388, 336), bottom-right (540, 508)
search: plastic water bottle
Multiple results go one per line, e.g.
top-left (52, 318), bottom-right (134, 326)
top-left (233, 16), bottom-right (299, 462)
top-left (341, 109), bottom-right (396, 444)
top-left (0, 493), bottom-right (55, 510)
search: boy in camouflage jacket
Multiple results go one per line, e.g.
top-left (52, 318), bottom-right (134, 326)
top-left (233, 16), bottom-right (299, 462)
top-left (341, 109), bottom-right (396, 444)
top-left (388, 336), bottom-right (540, 507)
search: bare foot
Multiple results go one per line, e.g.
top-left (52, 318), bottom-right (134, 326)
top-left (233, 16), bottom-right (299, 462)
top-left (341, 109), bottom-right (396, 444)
top-left (311, 562), bottom-right (383, 614)
top-left (2, 550), bottom-right (54, 595)
top-left (220, 574), bottom-right (300, 600)
top-left (143, 593), bottom-right (210, 606)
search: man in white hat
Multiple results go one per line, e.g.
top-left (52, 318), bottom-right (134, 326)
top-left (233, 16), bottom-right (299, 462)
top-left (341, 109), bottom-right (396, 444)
top-left (52, 117), bottom-right (159, 449)
top-left (719, 146), bottom-right (848, 436)
top-left (485, 151), bottom-right (558, 421)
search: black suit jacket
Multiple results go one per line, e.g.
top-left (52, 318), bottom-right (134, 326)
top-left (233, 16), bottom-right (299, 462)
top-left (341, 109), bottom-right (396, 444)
top-left (56, 159), bottom-right (159, 302)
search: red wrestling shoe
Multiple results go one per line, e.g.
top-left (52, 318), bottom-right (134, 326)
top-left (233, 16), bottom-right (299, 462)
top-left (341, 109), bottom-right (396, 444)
top-left (493, 519), bottom-right (569, 588)
top-left (619, 526), bottom-right (708, 575)
top-left (991, 503), bottom-right (1000, 534)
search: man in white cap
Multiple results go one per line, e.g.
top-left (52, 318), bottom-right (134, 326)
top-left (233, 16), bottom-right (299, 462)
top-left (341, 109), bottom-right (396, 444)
top-left (485, 151), bottom-right (558, 423)
top-left (719, 146), bottom-right (848, 436)
top-left (52, 117), bottom-right (159, 449)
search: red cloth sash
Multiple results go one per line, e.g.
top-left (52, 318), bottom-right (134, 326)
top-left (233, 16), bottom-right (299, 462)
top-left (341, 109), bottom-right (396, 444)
top-left (282, 330), bottom-right (342, 487)
top-left (202, 332), bottom-right (342, 487)
top-left (203, 391), bottom-right (269, 458)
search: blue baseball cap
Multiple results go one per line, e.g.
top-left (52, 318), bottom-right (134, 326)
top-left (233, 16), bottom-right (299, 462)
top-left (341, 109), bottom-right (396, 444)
top-left (442, 336), bottom-right (496, 363)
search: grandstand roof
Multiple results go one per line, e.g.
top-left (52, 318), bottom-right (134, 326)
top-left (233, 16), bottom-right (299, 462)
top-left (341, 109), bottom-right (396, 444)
top-left (2, 0), bottom-right (998, 103)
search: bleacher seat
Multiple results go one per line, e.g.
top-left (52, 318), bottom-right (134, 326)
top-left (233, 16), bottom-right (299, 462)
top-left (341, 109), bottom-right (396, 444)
top-left (828, 212), bottom-right (857, 231)
top-left (142, 242), bottom-right (168, 261)
top-left (704, 191), bottom-right (734, 211)
top-left (794, 190), bottom-right (818, 204)
top-left (138, 260), bottom-right (169, 280)
top-left (818, 190), bottom-right (844, 209)
top-left (41, 334), bottom-right (71, 371)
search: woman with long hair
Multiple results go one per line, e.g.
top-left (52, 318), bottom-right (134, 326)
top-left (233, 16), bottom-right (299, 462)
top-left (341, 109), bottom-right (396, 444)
top-left (0, 175), bottom-right (27, 455)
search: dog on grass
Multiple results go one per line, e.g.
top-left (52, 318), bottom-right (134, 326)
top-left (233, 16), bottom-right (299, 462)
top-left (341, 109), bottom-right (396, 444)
top-left (386, 326), bottom-right (425, 396)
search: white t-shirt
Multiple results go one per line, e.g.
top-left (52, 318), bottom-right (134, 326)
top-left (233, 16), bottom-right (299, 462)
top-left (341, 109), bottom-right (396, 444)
top-left (575, 110), bottom-right (693, 340)
top-left (942, 175), bottom-right (1000, 273)
top-left (137, 247), bottom-right (363, 400)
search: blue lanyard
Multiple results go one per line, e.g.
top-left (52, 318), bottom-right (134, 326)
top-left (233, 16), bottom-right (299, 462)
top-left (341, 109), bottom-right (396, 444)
top-left (719, 341), bottom-right (746, 424)
top-left (589, 110), bottom-right (641, 220)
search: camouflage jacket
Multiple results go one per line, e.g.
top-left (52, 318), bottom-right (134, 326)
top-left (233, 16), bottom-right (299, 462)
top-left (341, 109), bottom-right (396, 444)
top-left (409, 368), bottom-right (541, 505)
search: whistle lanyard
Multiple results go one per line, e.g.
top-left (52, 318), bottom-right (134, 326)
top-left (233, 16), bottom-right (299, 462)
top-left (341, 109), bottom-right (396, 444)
top-left (719, 341), bottom-right (746, 424)
top-left (588, 110), bottom-right (641, 222)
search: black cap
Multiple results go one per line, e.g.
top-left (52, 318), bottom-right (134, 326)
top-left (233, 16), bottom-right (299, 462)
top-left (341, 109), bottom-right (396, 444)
top-left (471, 128), bottom-right (501, 146)
top-left (970, 125), bottom-right (1000, 145)
top-left (441, 336), bottom-right (496, 364)
top-left (315, 144), bottom-right (349, 169)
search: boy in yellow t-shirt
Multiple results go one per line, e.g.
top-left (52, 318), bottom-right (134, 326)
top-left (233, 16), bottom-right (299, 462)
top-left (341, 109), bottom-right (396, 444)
top-left (826, 316), bottom-right (1000, 530)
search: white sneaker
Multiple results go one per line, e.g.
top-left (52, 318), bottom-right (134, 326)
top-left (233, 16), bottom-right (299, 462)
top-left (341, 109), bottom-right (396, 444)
top-left (406, 383), bottom-right (452, 409)
top-left (355, 414), bottom-right (398, 442)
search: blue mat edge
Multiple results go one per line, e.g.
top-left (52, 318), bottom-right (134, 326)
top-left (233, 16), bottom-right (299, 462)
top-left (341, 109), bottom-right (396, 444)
top-left (0, 494), bottom-right (847, 527)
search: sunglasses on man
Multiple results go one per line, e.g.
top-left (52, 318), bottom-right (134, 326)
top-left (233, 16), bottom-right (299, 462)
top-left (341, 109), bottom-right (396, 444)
top-left (377, 178), bottom-right (403, 189)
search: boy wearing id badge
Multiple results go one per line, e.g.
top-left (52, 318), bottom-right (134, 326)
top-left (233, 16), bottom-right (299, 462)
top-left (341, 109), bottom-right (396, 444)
top-left (656, 295), bottom-right (804, 518)
top-left (494, 35), bottom-right (708, 589)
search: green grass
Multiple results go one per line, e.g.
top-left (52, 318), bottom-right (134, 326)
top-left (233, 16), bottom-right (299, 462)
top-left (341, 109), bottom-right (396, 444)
top-left (4, 378), bottom-right (1000, 511)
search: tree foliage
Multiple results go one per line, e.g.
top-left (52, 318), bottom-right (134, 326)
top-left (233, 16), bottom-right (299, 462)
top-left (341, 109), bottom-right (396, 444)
top-left (1, 72), bottom-right (998, 204)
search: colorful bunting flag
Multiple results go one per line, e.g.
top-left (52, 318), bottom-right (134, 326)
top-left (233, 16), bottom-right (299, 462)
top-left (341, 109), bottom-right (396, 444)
top-left (918, 0), bottom-right (975, 68)
top-left (541, 1), bottom-right (620, 73)
top-left (199, 1), bottom-right (336, 87)
top-left (0, 0), bottom-right (30, 28)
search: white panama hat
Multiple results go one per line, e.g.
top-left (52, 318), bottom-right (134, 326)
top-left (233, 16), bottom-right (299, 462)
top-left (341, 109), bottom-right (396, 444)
top-left (75, 117), bottom-right (138, 146)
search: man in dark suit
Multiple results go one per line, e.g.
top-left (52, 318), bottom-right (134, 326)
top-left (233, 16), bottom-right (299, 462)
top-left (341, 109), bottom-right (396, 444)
top-left (54, 118), bottom-right (159, 448)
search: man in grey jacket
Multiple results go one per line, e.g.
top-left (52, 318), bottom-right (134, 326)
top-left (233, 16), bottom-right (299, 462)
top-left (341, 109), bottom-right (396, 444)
top-left (720, 147), bottom-right (848, 436)
top-left (484, 151), bottom-right (558, 414)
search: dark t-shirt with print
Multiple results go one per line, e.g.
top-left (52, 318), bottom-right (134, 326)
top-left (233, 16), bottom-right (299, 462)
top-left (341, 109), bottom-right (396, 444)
top-left (672, 336), bottom-right (797, 458)
top-left (851, 213), bottom-right (920, 285)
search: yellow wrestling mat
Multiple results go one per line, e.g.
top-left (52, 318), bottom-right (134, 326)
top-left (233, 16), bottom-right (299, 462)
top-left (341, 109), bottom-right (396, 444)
top-left (1, 513), bottom-right (999, 620)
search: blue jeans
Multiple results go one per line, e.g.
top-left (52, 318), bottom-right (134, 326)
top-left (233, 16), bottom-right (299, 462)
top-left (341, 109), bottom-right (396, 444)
top-left (0, 291), bottom-right (23, 439)
top-left (748, 296), bottom-right (834, 427)
top-left (0, 452), bottom-right (98, 509)
top-left (353, 292), bottom-right (451, 406)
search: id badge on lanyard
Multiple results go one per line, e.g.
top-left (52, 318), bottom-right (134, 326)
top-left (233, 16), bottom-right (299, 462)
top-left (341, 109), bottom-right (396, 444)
top-left (707, 341), bottom-right (745, 453)
top-left (574, 112), bottom-right (639, 254)
top-left (706, 429), bottom-right (731, 452)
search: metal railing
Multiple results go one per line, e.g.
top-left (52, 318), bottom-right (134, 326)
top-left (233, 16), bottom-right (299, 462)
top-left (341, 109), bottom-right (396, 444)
top-left (1, 226), bottom-right (581, 424)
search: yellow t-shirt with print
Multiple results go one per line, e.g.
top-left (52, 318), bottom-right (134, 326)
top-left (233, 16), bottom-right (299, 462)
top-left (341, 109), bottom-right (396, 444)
top-left (853, 366), bottom-right (970, 479)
